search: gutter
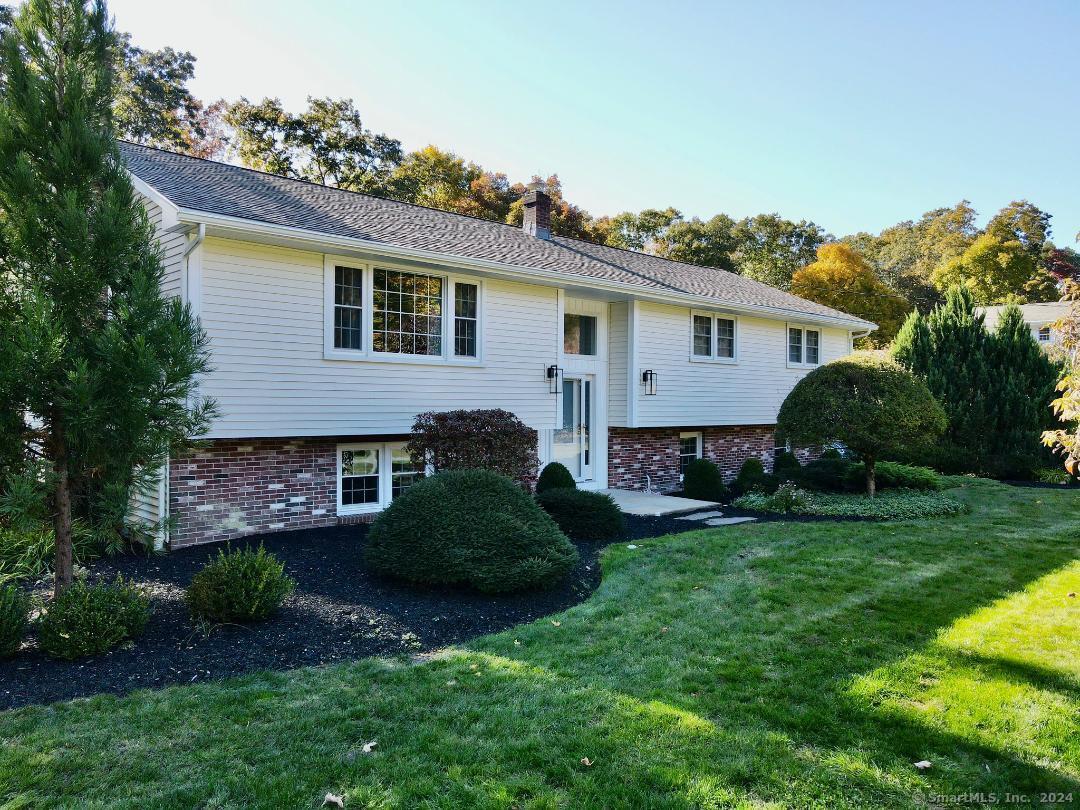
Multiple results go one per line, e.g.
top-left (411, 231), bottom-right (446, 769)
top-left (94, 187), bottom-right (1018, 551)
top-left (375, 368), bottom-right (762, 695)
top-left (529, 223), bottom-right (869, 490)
top-left (175, 208), bottom-right (877, 332)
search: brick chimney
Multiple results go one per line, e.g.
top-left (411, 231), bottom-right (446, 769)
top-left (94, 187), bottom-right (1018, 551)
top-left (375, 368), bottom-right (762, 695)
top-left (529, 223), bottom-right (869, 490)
top-left (522, 182), bottom-right (552, 240)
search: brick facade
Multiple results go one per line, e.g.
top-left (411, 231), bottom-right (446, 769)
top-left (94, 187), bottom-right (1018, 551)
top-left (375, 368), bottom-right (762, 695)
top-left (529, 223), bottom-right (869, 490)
top-left (168, 436), bottom-right (399, 548)
top-left (607, 425), bottom-right (783, 492)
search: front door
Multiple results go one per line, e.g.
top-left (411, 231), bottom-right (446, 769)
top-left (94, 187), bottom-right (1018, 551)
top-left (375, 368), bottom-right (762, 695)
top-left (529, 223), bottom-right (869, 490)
top-left (553, 376), bottom-right (593, 481)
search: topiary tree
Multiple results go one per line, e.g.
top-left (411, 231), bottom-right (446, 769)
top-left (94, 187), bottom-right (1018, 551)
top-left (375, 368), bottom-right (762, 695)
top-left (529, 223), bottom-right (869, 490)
top-left (682, 458), bottom-right (726, 501)
top-left (536, 462), bottom-right (577, 494)
top-left (365, 469), bottom-right (578, 593)
top-left (777, 356), bottom-right (946, 496)
top-left (407, 409), bottom-right (538, 488)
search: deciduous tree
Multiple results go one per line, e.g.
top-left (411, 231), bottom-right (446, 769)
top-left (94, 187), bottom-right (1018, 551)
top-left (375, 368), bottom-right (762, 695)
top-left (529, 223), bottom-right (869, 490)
top-left (790, 243), bottom-right (910, 346)
top-left (931, 233), bottom-right (1037, 304)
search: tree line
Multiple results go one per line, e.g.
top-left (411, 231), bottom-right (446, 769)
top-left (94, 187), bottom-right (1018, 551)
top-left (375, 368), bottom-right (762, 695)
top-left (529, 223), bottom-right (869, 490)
top-left (4, 8), bottom-right (1074, 345)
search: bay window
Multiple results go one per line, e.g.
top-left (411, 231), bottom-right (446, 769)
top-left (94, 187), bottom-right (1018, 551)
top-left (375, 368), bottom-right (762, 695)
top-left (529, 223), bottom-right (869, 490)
top-left (325, 259), bottom-right (481, 362)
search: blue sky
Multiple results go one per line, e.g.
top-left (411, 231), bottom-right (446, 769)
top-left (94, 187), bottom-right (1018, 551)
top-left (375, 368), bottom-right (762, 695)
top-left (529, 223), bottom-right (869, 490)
top-left (108, 0), bottom-right (1079, 243)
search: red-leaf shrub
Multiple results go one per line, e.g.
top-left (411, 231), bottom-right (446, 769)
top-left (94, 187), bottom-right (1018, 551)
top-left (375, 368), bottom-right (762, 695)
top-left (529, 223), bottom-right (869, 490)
top-left (407, 409), bottom-right (539, 487)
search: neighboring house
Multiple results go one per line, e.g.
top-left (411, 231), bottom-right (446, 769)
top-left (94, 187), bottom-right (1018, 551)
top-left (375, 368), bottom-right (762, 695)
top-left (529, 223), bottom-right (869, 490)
top-left (120, 142), bottom-right (875, 548)
top-left (979, 302), bottom-right (1071, 349)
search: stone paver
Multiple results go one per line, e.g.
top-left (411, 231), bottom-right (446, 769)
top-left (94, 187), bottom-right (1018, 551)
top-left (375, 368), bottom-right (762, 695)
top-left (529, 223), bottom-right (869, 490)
top-left (704, 517), bottom-right (758, 526)
top-left (676, 511), bottom-right (725, 521)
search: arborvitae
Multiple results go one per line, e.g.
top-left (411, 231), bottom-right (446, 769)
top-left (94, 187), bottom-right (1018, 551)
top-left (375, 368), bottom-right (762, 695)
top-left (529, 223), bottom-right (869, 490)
top-left (0, 0), bottom-right (213, 594)
top-left (989, 304), bottom-right (1062, 458)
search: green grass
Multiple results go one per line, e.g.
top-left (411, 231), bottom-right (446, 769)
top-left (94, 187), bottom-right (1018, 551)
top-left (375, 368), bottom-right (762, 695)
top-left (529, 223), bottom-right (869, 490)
top-left (1, 479), bottom-right (1077, 808)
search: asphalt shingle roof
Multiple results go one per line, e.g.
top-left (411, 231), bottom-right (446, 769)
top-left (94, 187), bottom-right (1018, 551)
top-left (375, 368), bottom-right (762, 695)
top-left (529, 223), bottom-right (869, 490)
top-left (119, 141), bottom-right (872, 328)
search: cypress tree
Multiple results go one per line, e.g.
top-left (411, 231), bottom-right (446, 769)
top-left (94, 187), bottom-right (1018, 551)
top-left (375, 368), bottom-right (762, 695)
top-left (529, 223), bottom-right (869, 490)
top-left (0, 0), bottom-right (213, 594)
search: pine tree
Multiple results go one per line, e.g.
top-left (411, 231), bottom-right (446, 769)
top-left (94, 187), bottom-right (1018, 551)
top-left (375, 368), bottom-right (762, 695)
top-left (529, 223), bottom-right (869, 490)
top-left (0, 0), bottom-right (213, 595)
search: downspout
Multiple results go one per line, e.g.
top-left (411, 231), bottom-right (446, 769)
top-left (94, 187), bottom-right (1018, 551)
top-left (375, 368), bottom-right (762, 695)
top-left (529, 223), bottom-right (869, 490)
top-left (182, 223), bottom-right (205, 305)
top-left (850, 328), bottom-right (871, 351)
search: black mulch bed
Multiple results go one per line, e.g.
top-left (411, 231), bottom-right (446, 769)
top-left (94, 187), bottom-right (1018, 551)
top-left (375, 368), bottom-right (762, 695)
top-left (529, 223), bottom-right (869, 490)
top-left (0, 513), bottom-right (702, 710)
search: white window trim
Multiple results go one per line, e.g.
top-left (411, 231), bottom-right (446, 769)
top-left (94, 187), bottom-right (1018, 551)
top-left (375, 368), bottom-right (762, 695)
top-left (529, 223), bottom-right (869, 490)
top-left (679, 430), bottom-right (703, 481)
top-left (337, 440), bottom-right (424, 515)
top-left (323, 255), bottom-right (484, 366)
top-left (689, 310), bottom-right (739, 364)
top-left (786, 323), bottom-right (822, 369)
top-left (561, 296), bottom-right (608, 361)
top-left (1038, 325), bottom-right (1052, 343)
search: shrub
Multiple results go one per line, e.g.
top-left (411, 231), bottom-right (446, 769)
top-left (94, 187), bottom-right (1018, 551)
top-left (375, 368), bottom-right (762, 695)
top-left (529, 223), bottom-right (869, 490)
top-left (799, 457), bottom-right (853, 492)
top-left (773, 450), bottom-right (802, 479)
top-left (845, 461), bottom-right (941, 492)
top-left (734, 489), bottom-right (967, 520)
top-left (536, 488), bottom-right (625, 541)
top-left (760, 481), bottom-right (811, 513)
top-left (407, 409), bottom-right (539, 487)
top-left (820, 447), bottom-right (843, 460)
top-left (366, 469), bottom-right (578, 593)
top-left (0, 584), bottom-right (29, 658)
top-left (733, 457), bottom-right (765, 495)
top-left (187, 545), bottom-right (295, 624)
top-left (777, 355), bottom-right (947, 495)
top-left (682, 458), bottom-right (726, 502)
top-left (38, 577), bottom-right (151, 660)
top-left (536, 462), bottom-right (577, 494)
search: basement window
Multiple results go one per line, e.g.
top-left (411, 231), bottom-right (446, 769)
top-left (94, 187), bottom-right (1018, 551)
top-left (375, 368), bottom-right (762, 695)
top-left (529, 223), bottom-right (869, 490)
top-left (679, 432), bottom-right (702, 478)
top-left (338, 442), bottom-right (425, 514)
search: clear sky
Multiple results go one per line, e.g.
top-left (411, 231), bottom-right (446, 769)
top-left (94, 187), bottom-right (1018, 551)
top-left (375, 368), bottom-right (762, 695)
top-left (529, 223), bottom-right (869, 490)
top-left (106, 0), bottom-right (1079, 243)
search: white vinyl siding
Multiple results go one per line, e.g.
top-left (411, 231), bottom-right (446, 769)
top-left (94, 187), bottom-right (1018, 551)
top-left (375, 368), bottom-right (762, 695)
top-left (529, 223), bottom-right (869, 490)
top-left (141, 195), bottom-right (186, 301)
top-left (127, 463), bottom-right (167, 549)
top-left (607, 302), bottom-right (629, 426)
top-left (634, 301), bottom-right (850, 427)
top-left (197, 238), bottom-right (560, 438)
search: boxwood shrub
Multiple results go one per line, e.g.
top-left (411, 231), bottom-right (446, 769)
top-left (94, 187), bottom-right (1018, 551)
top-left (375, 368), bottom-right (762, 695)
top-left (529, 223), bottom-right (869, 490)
top-left (366, 469), bottom-right (579, 593)
top-left (0, 584), bottom-right (29, 658)
top-left (682, 458), bottom-right (727, 502)
top-left (536, 488), bottom-right (625, 541)
top-left (773, 450), bottom-right (802, 480)
top-left (798, 457), bottom-right (853, 492)
top-left (733, 457), bottom-right (780, 496)
top-left (187, 545), bottom-right (295, 624)
top-left (38, 577), bottom-right (151, 660)
top-left (536, 462), bottom-right (577, 494)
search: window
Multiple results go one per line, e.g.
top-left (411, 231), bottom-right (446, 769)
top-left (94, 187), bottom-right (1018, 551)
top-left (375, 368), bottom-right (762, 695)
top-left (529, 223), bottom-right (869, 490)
top-left (692, 315), bottom-right (712, 357)
top-left (716, 318), bottom-right (735, 359)
top-left (454, 283), bottom-right (478, 357)
top-left (334, 265), bottom-right (364, 350)
top-left (325, 259), bottom-right (482, 362)
top-left (373, 268), bottom-right (442, 356)
top-left (564, 313), bottom-right (597, 355)
top-left (788, 327), bottom-right (803, 363)
top-left (390, 446), bottom-right (423, 499)
top-left (339, 442), bottom-right (426, 513)
top-left (805, 329), bottom-right (820, 364)
top-left (340, 447), bottom-right (379, 506)
top-left (1038, 326), bottom-right (1052, 343)
top-left (788, 326), bottom-right (821, 366)
top-left (691, 312), bottom-right (737, 361)
top-left (679, 432), bottom-right (702, 478)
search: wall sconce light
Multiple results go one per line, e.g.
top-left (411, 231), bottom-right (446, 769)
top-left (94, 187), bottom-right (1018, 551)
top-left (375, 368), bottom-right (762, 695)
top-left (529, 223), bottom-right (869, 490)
top-left (641, 369), bottom-right (658, 396)
top-left (546, 365), bottom-right (563, 394)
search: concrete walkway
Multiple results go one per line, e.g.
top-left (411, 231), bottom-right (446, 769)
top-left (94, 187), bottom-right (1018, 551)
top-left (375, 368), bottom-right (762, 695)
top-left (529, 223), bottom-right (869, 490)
top-left (601, 488), bottom-right (721, 517)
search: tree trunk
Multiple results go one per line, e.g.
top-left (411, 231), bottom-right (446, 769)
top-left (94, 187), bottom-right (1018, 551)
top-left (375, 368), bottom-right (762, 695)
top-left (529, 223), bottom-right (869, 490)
top-left (53, 450), bottom-right (73, 598)
top-left (865, 456), bottom-right (876, 498)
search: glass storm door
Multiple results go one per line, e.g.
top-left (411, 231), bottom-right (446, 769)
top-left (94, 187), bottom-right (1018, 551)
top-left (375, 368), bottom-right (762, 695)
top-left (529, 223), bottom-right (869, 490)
top-left (554, 377), bottom-right (592, 480)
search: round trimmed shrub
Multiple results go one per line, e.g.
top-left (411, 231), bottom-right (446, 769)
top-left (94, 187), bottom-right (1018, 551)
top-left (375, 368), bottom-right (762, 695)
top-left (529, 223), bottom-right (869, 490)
top-left (682, 458), bottom-right (726, 502)
top-left (800, 457), bottom-right (854, 492)
top-left (536, 488), bottom-right (626, 541)
top-left (733, 457), bottom-right (781, 495)
top-left (536, 462), bottom-right (577, 494)
top-left (187, 545), bottom-right (295, 623)
top-left (773, 450), bottom-right (802, 479)
top-left (0, 584), bottom-right (29, 658)
top-left (365, 469), bottom-right (579, 593)
top-left (39, 577), bottom-right (151, 660)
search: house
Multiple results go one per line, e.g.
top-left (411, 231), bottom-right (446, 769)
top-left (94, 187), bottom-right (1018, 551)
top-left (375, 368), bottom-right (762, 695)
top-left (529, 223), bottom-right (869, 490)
top-left (978, 302), bottom-right (1071, 349)
top-left (120, 142), bottom-right (875, 548)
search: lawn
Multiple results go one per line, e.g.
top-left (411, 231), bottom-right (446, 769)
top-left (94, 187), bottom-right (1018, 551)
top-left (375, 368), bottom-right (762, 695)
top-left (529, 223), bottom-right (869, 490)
top-left (1, 479), bottom-right (1077, 808)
